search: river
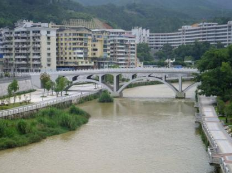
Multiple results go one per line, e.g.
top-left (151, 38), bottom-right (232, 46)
top-left (0, 83), bottom-right (215, 173)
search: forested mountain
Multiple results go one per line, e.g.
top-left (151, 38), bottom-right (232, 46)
top-left (75, 0), bottom-right (232, 10)
top-left (0, 0), bottom-right (231, 33)
top-left (208, 0), bottom-right (232, 9)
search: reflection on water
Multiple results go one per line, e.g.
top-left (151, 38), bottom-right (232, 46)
top-left (0, 97), bottom-right (216, 173)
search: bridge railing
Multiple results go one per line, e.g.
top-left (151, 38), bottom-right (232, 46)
top-left (18, 67), bottom-right (199, 76)
top-left (0, 91), bottom-right (99, 118)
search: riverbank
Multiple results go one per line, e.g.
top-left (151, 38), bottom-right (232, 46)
top-left (0, 105), bottom-right (89, 150)
top-left (126, 79), bottom-right (193, 89)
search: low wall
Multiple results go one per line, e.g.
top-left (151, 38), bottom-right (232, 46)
top-left (0, 77), bottom-right (33, 97)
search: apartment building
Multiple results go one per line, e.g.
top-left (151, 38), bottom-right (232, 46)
top-left (132, 27), bottom-right (150, 44)
top-left (93, 29), bottom-right (137, 68)
top-left (149, 21), bottom-right (232, 52)
top-left (56, 26), bottom-right (94, 70)
top-left (0, 20), bottom-right (56, 72)
top-left (109, 34), bottom-right (137, 68)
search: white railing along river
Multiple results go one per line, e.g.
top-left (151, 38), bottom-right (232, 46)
top-left (0, 91), bottom-right (99, 118)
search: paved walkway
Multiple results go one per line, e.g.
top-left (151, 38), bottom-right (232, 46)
top-left (199, 96), bottom-right (232, 172)
top-left (1, 84), bottom-right (100, 104)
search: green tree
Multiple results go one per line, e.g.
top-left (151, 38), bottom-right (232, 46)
top-left (8, 79), bottom-right (19, 104)
top-left (224, 102), bottom-right (232, 124)
top-left (197, 48), bottom-right (228, 72)
top-left (217, 97), bottom-right (225, 116)
top-left (197, 45), bottom-right (232, 101)
top-left (40, 73), bottom-right (51, 92)
top-left (45, 80), bottom-right (53, 95)
top-left (65, 80), bottom-right (72, 95)
top-left (137, 43), bottom-right (153, 62)
top-left (55, 76), bottom-right (68, 96)
top-left (155, 43), bottom-right (173, 61)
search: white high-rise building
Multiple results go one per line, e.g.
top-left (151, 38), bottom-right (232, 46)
top-left (149, 21), bottom-right (232, 52)
top-left (132, 27), bottom-right (150, 44)
top-left (0, 20), bottom-right (57, 72)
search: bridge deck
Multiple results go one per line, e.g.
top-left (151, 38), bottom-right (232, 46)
top-left (28, 67), bottom-right (199, 76)
top-left (199, 96), bottom-right (232, 172)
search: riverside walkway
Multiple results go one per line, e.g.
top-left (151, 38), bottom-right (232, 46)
top-left (0, 91), bottom-right (99, 118)
top-left (197, 96), bottom-right (232, 173)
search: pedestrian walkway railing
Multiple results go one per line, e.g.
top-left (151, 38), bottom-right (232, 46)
top-left (0, 91), bottom-right (99, 118)
top-left (221, 158), bottom-right (231, 173)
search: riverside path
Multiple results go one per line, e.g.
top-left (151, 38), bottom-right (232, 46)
top-left (197, 96), bottom-right (232, 173)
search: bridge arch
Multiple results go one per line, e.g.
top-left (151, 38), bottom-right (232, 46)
top-left (118, 77), bottom-right (178, 95)
top-left (183, 82), bottom-right (201, 93)
top-left (68, 79), bottom-right (113, 93)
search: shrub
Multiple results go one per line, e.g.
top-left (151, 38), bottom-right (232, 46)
top-left (17, 120), bottom-right (30, 134)
top-left (4, 128), bottom-right (17, 138)
top-left (78, 94), bottom-right (99, 104)
top-left (0, 120), bottom-right (8, 137)
top-left (98, 91), bottom-right (113, 103)
top-left (59, 113), bottom-right (76, 130)
top-left (69, 105), bottom-right (87, 116)
top-left (0, 105), bottom-right (89, 150)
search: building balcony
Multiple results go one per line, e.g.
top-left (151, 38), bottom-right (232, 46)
top-left (15, 56), bottom-right (28, 59)
top-left (33, 49), bottom-right (41, 53)
top-left (32, 56), bottom-right (41, 59)
top-left (32, 61), bottom-right (41, 65)
top-left (32, 33), bottom-right (41, 36)
top-left (3, 50), bottom-right (12, 53)
top-left (4, 40), bottom-right (13, 43)
top-left (33, 45), bottom-right (41, 48)
top-left (15, 61), bottom-right (28, 65)
top-left (15, 50), bottom-right (30, 53)
top-left (32, 39), bottom-right (41, 42)
top-left (14, 39), bottom-right (30, 42)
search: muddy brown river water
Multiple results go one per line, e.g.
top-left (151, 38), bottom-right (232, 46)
top-left (0, 83), bottom-right (215, 173)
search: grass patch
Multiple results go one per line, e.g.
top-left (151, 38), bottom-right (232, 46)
top-left (0, 105), bottom-right (90, 150)
top-left (197, 125), bottom-right (209, 149)
top-left (0, 102), bottom-right (30, 110)
top-left (0, 89), bottom-right (36, 100)
top-left (78, 93), bottom-right (99, 104)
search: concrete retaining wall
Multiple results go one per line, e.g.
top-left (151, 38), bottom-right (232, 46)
top-left (0, 77), bottom-right (33, 97)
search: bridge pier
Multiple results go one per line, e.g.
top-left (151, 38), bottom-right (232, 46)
top-left (176, 92), bottom-right (185, 99)
top-left (113, 74), bottom-right (120, 92)
top-left (175, 75), bottom-right (185, 98)
top-left (110, 92), bottom-right (123, 98)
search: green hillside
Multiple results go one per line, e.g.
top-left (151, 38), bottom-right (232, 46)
top-left (75, 0), bottom-right (232, 10)
top-left (0, 0), bottom-right (231, 33)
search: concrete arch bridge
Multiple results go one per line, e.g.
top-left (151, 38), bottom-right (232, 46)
top-left (30, 68), bottom-right (200, 99)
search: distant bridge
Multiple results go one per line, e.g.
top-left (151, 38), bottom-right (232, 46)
top-left (29, 68), bottom-right (200, 98)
